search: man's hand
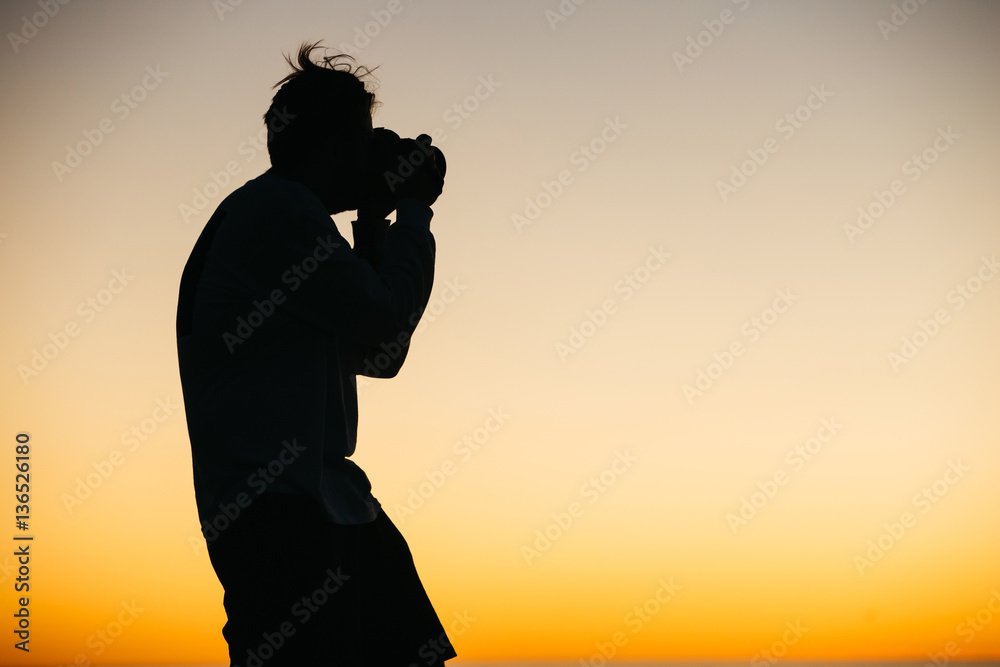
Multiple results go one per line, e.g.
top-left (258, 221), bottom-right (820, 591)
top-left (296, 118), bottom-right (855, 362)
top-left (356, 130), bottom-right (446, 221)
top-left (357, 131), bottom-right (445, 220)
top-left (390, 134), bottom-right (445, 207)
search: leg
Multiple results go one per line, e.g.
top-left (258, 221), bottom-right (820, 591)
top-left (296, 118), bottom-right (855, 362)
top-left (206, 492), bottom-right (364, 666)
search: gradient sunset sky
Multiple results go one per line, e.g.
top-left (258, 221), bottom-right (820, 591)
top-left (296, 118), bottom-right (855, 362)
top-left (2, 0), bottom-right (1000, 664)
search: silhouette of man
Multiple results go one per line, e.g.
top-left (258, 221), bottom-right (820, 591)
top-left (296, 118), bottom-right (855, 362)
top-left (176, 42), bottom-right (455, 665)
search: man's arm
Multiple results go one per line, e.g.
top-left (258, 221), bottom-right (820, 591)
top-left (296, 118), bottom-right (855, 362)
top-left (350, 216), bottom-right (389, 270)
top-left (254, 197), bottom-right (435, 364)
top-left (349, 204), bottom-right (422, 377)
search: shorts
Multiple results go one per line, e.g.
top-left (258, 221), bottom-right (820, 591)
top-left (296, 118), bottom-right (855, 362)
top-left (205, 491), bottom-right (457, 666)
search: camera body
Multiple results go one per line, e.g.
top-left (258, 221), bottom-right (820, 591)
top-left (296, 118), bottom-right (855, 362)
top-left (371, 128), bottom-right (446, 202)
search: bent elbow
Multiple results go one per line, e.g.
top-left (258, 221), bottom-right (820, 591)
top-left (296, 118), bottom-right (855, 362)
top-left (355, 339), bottom-right (409, 378)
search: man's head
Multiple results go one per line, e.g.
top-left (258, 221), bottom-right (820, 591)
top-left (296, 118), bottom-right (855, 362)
top-left (264, 41), bottom-right (381, 213)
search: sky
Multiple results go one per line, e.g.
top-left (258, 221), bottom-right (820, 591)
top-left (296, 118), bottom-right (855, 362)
top-left (1, 0), bottom-right (1000, 664)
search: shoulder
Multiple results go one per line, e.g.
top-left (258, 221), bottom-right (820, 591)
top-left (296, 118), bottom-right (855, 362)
top-left (210, 172), bottom-right (334, 248)
top-left (226, 171), bottom-right (328, 221)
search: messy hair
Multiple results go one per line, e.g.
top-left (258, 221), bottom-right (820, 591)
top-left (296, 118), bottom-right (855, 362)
top-left (263, 41), bottom-right (381, 169)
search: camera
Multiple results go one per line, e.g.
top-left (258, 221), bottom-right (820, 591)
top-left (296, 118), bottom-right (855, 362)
top-left (371, 127), bottom-right (446, 202)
